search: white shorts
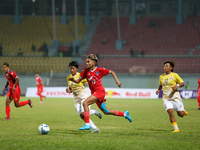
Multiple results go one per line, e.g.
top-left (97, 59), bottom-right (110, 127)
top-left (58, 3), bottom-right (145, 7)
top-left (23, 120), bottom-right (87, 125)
top-left (74, 99), bottom-right (91, 115)
top-left (163, 100), bottom-right (184, 112)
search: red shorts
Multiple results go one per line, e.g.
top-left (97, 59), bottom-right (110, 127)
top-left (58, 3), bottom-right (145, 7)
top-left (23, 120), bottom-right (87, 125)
top-left (92, 87), bottom-right (107, 107)
top-left (7, 88), bottom-right (21, 102)
top-left (37, 85), bottom-right (43, 93)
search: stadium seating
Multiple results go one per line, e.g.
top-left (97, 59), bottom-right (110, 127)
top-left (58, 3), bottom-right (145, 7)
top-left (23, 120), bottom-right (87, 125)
top-left (86, 16), bottom-right (200, 55)
top-left (79, 57), bottom-right (200, 74)
top-left (0, 57), bottom-right (72, 73)
top-left (0, 16), bottom-right (87, 56)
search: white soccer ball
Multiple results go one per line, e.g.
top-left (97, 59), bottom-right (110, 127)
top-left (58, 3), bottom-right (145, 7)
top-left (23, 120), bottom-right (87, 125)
top-left (38, 124), bottom-right (50, 134)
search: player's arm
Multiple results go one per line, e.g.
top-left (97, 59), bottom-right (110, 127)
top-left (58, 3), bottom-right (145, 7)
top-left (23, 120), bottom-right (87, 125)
top-left (172, 82), bottom-right (184, 91)
top-left (13, 77), bottom-right (20, 92)
top-left (66, 87), bottom-right (72, 93)
top-left (37, 83), bottom-right (43, 86)
top-left (68, 77), bottom-right (82, 83)
top-left (110, 70), bottom-right (121, 88)
top-left (156, 85), bottom-right (162, 95)
top-left (197, 84), bottom-right (200, 93)
top-left (2, 81), bottom-right (9, 92)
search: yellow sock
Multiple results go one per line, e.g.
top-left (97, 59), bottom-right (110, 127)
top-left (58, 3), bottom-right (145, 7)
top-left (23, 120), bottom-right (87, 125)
top-left (172, 122), bottom-right (179, 130)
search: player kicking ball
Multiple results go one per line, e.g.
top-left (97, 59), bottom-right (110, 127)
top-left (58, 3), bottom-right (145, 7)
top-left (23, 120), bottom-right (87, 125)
top-left (156, 60), bottom-right (188, 132)
top-left (66, 61), bottom-right (102, 133)
top-left (69, 54), bottom-right (132, 130)
top-left (35, 72), bottom-right (46, 103)
top-left (2, 62), bottom-right (33, 120)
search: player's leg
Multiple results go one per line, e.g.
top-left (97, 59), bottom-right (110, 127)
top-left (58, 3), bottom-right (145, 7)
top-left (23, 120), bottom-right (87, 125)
top-left (79, 95), bottom-right (99, 130)
top-left (3, 96), bottom-right (12, 120)
top-left (164, 101), bottom-right (179, 132)
top-left (96, 100), bottom-right (132, 122)
top-left (197, 92), bottom-right (200, 110)
top-left (13, 90), bottom-right (33, 108)
top-left (37, 87), bottom-right (45, 102)
top-left (176, 100), bottom-right (188, 117)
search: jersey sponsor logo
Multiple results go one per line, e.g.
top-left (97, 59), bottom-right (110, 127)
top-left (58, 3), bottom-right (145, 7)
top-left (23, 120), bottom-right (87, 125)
top-left (170, 77), bottom-right (173, 80)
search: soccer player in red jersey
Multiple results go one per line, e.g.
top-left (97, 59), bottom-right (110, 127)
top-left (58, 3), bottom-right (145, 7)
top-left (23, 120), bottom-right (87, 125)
top-left (35, 72), bottom-right (46, 103)
top-left (2, 62), bottom-right (33, 120)
top-left (197, 78), bottom-right (200, 110)
top-left (69, 54), bottom-right (132, 130)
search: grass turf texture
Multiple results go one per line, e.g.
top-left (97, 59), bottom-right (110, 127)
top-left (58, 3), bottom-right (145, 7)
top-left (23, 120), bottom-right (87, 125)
top-left (0, 97), bottom-right (200, 150)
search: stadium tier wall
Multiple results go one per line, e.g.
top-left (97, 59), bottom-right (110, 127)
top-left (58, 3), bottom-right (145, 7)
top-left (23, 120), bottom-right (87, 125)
top-left (0, 74), bottom-right (198, 95)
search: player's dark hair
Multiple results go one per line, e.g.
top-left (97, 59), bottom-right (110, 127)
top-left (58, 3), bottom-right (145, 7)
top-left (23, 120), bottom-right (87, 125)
top-left (87, 54), bottom-right (98, 63)
top-left (69, 61), bottom-right (79, 68)
top-left (35, 72), bottom-right (39, 74)
top-left (164, 60), bottom-right (175, 72)
top-left (3, 62), bottom-right (9, 67)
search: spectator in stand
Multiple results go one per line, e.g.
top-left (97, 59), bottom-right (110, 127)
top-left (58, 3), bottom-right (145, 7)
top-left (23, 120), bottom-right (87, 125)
top-left (31, 44), bottom-right (36, 52)
top-left (130, 48), bottom-right (134, 57)
top-left (17, 48), bottom-right (23, 57)
top-left (141, 50), bottom-right (145, 57)
top-left (40, 42), bottom-right (48, 57)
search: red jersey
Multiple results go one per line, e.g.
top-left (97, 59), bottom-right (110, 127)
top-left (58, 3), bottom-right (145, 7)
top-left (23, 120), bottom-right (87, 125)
top-left (79, 67), bottom-right (110, 92)
top-left (198, 78), bottom-right (200, 85)
top-left (5, 69), bottom-right (20, 89)
top-left (35, 76), bottom-right (43, 87)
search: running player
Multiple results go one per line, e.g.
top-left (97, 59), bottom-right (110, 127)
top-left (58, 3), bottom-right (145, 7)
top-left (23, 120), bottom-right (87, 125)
top-left (156, 60), bottom-right (188, 132)
top-left (196, 78), bottom-right (200, 110)
top-left (2, 62), bottom-right (33, 120)
top-left (66, 61), bottom-right (102, 133)
top-left (69, 54), bottom-right (132, 130)
top-left (35, 72), bottom-right (45, 103)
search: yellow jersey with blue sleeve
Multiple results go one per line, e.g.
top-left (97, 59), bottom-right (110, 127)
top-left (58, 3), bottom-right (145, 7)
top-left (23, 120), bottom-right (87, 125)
top-left (67, 72), bottom-right (89, 103)
top-left (159, 72), bottom-right (184, 101)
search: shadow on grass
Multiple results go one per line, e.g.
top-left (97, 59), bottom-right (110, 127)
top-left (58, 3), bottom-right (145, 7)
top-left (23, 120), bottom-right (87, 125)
top-left (53, 129), bottom-right (90, 135)
top-left (136, 128), bottom-right (170, 132)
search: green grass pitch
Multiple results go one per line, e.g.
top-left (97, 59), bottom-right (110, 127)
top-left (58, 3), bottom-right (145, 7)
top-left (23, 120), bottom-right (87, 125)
top-left (0, 97), bottom-right (200, 150)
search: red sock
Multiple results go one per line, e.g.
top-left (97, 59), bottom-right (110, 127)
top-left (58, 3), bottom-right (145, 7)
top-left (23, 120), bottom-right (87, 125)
top-left (19, 101), bottom-right (29, 107)
top-left (84, 112), bottom-right (90, 123)
top-left (6, 106), bottom-right (10, 118)
top-left (198, 96), bottom-right (200, 107)
top-left (114, 110), bottom-right (124, 116)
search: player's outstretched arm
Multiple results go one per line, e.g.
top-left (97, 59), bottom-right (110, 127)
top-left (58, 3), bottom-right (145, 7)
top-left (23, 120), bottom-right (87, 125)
top-left (66, 87), bottom-right (72, 93)
top-left (197, 85), bottom-right (200, 93)
top-left (156, 85), bottom-right (162, 95)
top-left (2, 81), bottom-right (9, 92)
top-left (69, 77), bottom-right (82, 83)
top-left (110, 70), bottom-right (121, 88)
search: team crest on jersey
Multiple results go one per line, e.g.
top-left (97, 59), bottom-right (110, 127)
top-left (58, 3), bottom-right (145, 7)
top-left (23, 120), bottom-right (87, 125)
top-left (96, 72), bottom-right (99, 76)
top-left (88, 73), bottom-right (90, 76)
top-left (170, 77), bottom-right (173, 80)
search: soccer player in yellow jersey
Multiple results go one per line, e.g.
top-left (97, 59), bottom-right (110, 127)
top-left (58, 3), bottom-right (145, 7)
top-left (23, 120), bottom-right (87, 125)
top-left (66, 61), bottom-right (102, 133)
top-left (156, 60), bottom-right (188, 132)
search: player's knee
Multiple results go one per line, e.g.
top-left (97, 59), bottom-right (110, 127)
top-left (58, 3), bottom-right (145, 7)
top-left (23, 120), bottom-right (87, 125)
top-left (178, 112), bottom-right (184, 117)
top-left (82, 101), bottom-right (88, 107)
top-left (14, 103), bottom-right (20, 107)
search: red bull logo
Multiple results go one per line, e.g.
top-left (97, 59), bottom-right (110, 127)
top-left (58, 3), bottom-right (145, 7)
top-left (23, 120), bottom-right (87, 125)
top-left (105, 90), bottom-right (121, 98)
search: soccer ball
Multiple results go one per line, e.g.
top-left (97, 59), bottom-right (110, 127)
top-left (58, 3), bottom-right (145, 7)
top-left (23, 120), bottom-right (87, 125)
top-left (38, 124), bottom-right (50, 134)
